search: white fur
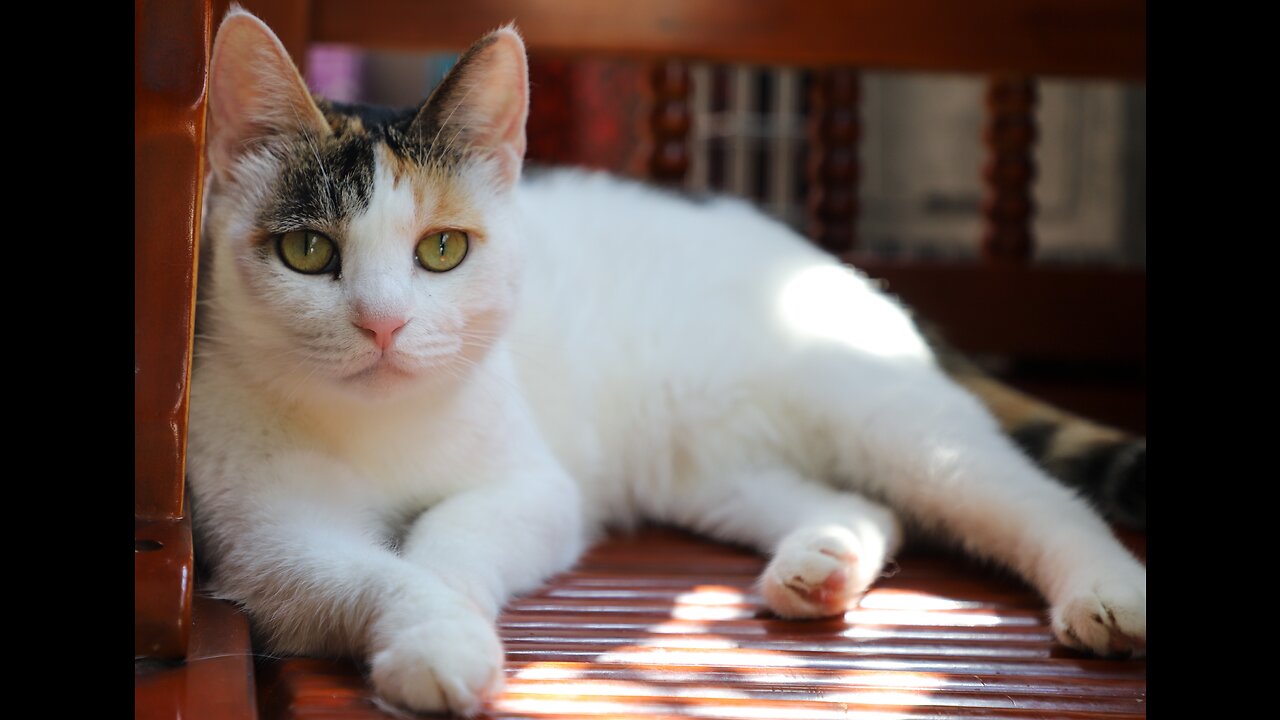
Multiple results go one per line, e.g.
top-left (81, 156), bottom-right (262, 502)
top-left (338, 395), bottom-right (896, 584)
top-left (190, 11), bottom-right (1146, 717)
top-left (509, 169), bottom-right (1144, 624)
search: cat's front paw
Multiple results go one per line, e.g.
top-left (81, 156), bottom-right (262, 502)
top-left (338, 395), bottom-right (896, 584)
top-left (1052, 577), bottom-right (1146, 658)
top-left (369, 608), bottom-right (505, 716)
top-left (760, 525), bottom-right (886, 618)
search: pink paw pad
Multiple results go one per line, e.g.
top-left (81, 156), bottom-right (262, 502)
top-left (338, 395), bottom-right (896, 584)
top-left (761, 530), bottom-right (870, 619)
top-left (782, 566), bottom-right (849, 610)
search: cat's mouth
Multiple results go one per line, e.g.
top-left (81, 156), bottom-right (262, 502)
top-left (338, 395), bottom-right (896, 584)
top-left (332, 339), bottom-right (467, 390)
top-left (342, 354), bottom-right (418, 384)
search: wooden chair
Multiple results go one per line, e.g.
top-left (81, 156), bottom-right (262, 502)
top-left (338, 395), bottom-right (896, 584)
top-left (135, 1), bottom-right (1146, 717)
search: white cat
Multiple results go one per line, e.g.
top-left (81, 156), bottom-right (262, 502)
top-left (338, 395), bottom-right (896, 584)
top-left (189, 9), bottom-right (1146, 716)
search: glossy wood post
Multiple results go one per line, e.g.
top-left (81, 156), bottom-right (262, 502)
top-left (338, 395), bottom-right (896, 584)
top-left (135, 514), bottom-right (195, 659)
top-left (981, 76), bottom-right (1037, 261)
top-left (648, 60), bottom-right (691, 185)
top-left (136, 596), bottom-right (261, 720)
top-left (807, 68), bottom-right (860, 253)
top-left (135, 0), bottom-right (210, 659)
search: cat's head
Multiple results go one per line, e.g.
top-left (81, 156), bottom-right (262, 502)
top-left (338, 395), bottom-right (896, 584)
top-left (200, 9), bottom-right (528, 404)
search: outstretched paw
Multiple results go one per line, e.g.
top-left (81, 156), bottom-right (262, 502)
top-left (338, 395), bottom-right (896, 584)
top-left (1052, 578), bottom-right (1146, 657)
top-left (370, 607), bottom-right (505, 716)
top-left (760, 525), bottom-right (886, 618)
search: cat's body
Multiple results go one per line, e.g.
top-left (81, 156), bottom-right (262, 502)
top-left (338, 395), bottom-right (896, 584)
top-left (189, 10), bottom-right (1146, 715)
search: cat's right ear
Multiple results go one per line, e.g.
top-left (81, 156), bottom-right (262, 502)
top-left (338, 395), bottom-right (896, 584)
top-left (206, 8), bottom-right (331, 180)
top-left (410, 26), bottom-right (529, 190)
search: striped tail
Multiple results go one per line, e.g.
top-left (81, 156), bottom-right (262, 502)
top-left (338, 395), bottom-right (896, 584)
top-left (925, 328), bottom-right (1146, 530)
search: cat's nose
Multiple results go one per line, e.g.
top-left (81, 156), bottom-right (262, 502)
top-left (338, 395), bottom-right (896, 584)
top-left (355, 315), bottom-right (407, 351)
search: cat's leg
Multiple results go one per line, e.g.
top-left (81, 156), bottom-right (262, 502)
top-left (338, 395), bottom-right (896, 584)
top-left (195, 467), bottom-right (507, 716)
top-left (391, 454), bottom-right (585, 709)
top-left (195, 448), bottom-right (580, 717)
top-left (818, 368), bottom-right (1146, 657)
top-left (668, 466), bottom-right (903, 618)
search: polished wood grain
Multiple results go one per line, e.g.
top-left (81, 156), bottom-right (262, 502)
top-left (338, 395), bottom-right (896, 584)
top-left (258, 526), bottom-right (1146, 719)
top-left (134, 0), bottom-right (209, 522)
top-left (298, 0), bottom-right (1144, 79)
top-left (807, 68), bottom-right (861, 254)
top-left (135, 0), bottom-right (210, 664)
top-left (135, 595), bottom-right (260, 720)
top-left (135, 515), bottom-right (194, 660)
top-left (981, 77), bottom-right (1038, 262)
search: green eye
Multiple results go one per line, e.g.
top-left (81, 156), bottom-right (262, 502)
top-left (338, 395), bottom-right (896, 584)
top-left (416, 230), bottom-right (469, 272)
top-left (277, 230), bottom-right (338, 275)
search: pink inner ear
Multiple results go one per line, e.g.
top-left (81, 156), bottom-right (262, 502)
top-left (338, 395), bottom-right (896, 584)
top-left (450, 30), bottom-right (529, 185)
top-left (494, 80), bottom-right (529, 161)
top-left (492, 33), bottom-right (530, 149)
top-left (207, 11), bottom-right (331, 176)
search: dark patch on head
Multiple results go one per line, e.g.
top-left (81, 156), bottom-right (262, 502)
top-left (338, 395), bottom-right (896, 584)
top-left (251, 30), bottom-right (513, 244)
top-left (322, 100), bottom-right (416, 133)
top-left (1009, 420), bottom-right (1058, 462)
top-left (381, 110), bottom-right (459, 167)
top-left (257, 119), bottom-right (377, 235)
top-left (320, 92), bottom-right (477, 168)
top-left (290, 37), bottom-right (503, 172)
top-left (255, 94), bottom-right (476, 237)
top-left (320, 99), bottom-right (450, 167)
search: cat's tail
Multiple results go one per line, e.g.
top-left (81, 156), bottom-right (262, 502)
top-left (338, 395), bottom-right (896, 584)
top-left (933, 345), bottom-right (1146, 530)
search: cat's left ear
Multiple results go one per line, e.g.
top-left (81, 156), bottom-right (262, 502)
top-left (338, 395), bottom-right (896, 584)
top-left (412, 25), bottom-right (529, 189)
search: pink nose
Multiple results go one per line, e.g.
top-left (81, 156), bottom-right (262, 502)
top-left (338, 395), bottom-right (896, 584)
top-left (356, 315), bottom-right (407, 350)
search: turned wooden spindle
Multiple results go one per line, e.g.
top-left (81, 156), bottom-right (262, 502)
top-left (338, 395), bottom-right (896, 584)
top-left (806, 68), bottom-right (860, 254)
top-left (648, 60), bottom-right (691, 184)
top-left (981, 76), bottom-right (1038, 262)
